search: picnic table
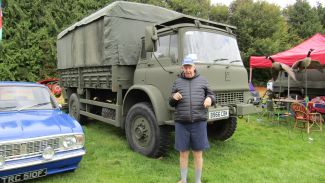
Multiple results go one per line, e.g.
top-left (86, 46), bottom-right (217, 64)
top-left (273, 98), bottom-right (303, 111)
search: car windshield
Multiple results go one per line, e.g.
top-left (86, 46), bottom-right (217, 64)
top-left (0, 86), bottom-right (56, 111)
top-left (183, 30), bottom-right (243, 66)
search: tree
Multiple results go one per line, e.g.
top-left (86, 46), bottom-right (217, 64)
top-left (166, 0), bottom-right (211, 19)
top-left (0, 0), bottom-right (111, 81)
top-left (284, 0), bottom-right (323, 40)
top-left (316, 2), bottom-right (325, 31)
top-left (229, 0), bottom-right (290, 61)
top-left (209, 4), bottom-right (229, 24)
top-left (228, 0), bottom-right (290, 83)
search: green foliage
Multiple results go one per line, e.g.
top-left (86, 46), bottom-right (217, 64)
top-left (316, 2), bottom-right (325, 31)
top-left (285, 0), bottom-right (324, 40)
top-left (209, 4), bottom-right (229, 24)
top-left (0, 0), bottom-right (324, 83)
top-left (0, 0), bottom-right (111, 81)
top-left (166, 0), bottom-right (211, 19)
top-left (228, 0), bottom-right (290, 84)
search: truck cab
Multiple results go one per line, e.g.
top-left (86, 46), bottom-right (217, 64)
top-left (122, 16), bottom-right (256, 156)
top-left (133, 16), bottom-right (255, 122)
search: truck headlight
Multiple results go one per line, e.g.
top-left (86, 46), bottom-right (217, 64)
top-left (62, 134), bottom-right (84, 149)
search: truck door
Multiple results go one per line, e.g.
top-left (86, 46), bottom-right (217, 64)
top-left (145, 34), bottom-right (180, 101)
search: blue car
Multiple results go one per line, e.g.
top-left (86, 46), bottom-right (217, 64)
top-left (0, 82), bottom-right (85, 182)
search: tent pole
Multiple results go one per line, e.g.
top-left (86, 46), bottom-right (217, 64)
top-left (279, 72), bottom-right (282, 98)
top-left (287, 74), bottom-right (290, 98)
top-left (249, 67), bottom-right (252, 83)
top-left (305, 69), bottom-right (308, 97)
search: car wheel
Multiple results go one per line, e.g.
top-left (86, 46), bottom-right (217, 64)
top-left (125, 102), bottom-right (170, 158)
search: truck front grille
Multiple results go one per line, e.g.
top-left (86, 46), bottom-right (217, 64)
top-left (216, 92), bottom-right (244, 105)
top-left (0, 138), bottom-right (61, 161)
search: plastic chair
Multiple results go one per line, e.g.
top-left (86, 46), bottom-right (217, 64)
top-left (290, 102), bottom-right (323, 134)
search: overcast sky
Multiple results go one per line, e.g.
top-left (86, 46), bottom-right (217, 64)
top-left (211, 0), bottom-right (325, 8)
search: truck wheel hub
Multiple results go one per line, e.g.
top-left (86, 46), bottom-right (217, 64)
top-left (134, 118), bottom-right (149, 144)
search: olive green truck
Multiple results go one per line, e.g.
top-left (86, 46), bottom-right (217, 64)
top-left (57, 1), bottom-right (256, 157)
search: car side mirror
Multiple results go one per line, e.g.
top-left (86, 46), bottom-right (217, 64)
top-left (145, 26), bottom-right (157, 52)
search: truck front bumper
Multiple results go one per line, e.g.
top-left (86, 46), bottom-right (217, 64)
top-left (235, 103), bottom-right (258, 115)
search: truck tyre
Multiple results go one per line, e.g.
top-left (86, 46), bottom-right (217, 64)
top-left (69, 93), bottom-right (87, 124)
top-left (208, 117), bottom-right (237, 141)
top-left (125, 102), bottom-right (170, 158)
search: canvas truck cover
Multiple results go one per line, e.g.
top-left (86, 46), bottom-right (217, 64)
top-left (57, 1), bottom-right (181, 69)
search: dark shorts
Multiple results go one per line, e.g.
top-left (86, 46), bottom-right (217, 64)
top-left (175, 121), bottom-right (210, 151)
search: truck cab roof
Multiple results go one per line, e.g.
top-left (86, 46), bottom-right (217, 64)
top-left (155, 16), bottom-right (236, 34)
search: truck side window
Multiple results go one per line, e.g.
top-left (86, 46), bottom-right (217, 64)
top-left (170, 34), bottom-right (178, 63)
top-left (152, 34), bottom-right (178, 62)
top-left (153, 35), bottom-right (169, 58)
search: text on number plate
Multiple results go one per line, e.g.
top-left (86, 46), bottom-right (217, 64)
top-left (209, 110), bottom-right (229, 120)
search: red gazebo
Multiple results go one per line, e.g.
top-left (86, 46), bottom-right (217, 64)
top-left (249, 33), bottom-right (325, 82)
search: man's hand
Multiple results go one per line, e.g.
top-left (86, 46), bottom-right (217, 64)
top-left (173, 92), bottom-right (182, 101)
top-left (203, 97), bottom-right (212, 108)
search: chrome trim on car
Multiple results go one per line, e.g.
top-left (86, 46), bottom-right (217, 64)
top-left (0, 133), bottom-right (82, 145)
top-left (0, 149), bottom-right (85, 171)
top-left (0, 133), bottom-right (84, 161)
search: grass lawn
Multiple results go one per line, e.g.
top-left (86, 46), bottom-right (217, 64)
top-left (32, 115), bottom-right (325, 183)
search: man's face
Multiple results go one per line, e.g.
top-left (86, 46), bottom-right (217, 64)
top-left (182, 65), bottom-right (195, 78)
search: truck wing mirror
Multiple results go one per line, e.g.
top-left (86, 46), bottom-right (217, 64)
top-left (145, 26), bottom-right (157, 52)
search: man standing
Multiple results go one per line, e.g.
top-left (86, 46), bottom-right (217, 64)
top-left (169, 55), bottom-right (216, 183)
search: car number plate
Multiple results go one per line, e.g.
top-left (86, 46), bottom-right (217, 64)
top-left (209, 110), bottom-right (229, 120)
top-left (0, 168), bottom-right (47, 183)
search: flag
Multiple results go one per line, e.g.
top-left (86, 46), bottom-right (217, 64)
top-left (305, 96), bottom-right (309, 110)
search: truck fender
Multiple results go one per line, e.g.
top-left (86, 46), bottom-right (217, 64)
top-left (123, 85), bottom-right (169, 125)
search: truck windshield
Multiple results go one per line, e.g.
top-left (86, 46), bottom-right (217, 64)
top-left (0, 86), bottom-right (56, 111)
top-left (183, 30), bottom-right (243, 66)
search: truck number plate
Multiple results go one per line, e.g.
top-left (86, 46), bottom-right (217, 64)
top-left (0, 169), bottom-right (47, 183)
top-left (209, 110), bottom-right (229, 120)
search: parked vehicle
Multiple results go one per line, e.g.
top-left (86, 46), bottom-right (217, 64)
top-left (38, 78), bottom-right (66, 108)
top-left (273, 69), bottom-right (325, 99)
top-left (57, 1), bottom-right (256, 158)
top-left (0, 82), bottom-right (85, 182)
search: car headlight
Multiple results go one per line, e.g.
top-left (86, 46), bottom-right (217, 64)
top-left (0, 155), bottom-right (5, 168)
top-left (62, 134), bottom-right (84, 149)
top-left (42, 147), bottom-right (55, 160)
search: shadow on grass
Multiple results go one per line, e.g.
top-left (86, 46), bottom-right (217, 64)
top-left (83, 118), bottom-right (126, 139)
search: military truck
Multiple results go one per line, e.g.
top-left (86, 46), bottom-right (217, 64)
top-left (57, 1), bottom-right (256, 157)
top-left (273, 69), bottom-right (325, 99)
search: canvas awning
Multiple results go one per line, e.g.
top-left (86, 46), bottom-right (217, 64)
top-left (249, 33), bottom-right (325, 68)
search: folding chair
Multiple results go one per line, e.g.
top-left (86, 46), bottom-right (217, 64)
top-left (267, 99), bottom-right (288, 124)
top-left (256, 98), bottom-right (268, 121)
top-left (290, 102), bottom-right (323, 134)
top-left (257, 99), bottom-right (286, 124)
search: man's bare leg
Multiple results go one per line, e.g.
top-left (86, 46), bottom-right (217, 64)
top-left (193, 151), bottom-right (203, 183)
top-left (178, 151), bottom-right (189, 183)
